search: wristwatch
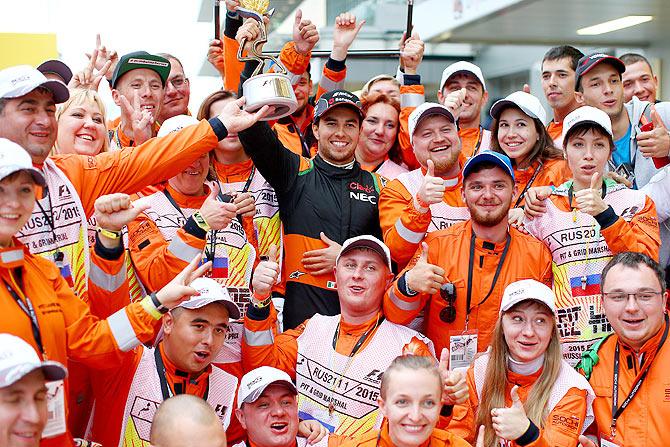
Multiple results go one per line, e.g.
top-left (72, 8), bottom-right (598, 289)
top-left (150, 292), bottom-right (169, 315)
top-left (96, 227), bottom-right (122, 240)
top-left (192, 211), bottom-right (211, 232)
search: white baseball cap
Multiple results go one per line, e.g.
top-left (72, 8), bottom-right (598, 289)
top-left (439, 61), bottom-right (487, 94)
top-left (0, 138), bottom-right (46, 186)
top-left (178, 277), bottom-right (241, 320)
top-left (336, 235), bottom-right (392, 271)
top-left (157, 115), bottom-right (199, 137)
top-left (0, 65), bottom-right (69, 104)
top-left (0, 334), bottom-right (67, 388)
top-left (500, 279), bottom-right (557, 316)
top-left (408, 102), bottom-right (458, 145)
top-left (490, 91), bottom-right (547, 126)
top-left (237, 366), bottom-right (296, 408)
top-left (561, 106), bottom-right (613, 144)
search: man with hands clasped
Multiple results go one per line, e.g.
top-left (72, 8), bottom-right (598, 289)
top-left (384, 151), bottom-right (552, 364)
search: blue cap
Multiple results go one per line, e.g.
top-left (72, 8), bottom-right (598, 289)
top-left (462, 150), bottom-right (515, 182)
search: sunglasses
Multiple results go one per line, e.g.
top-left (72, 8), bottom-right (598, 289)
top-left (439, 283), bottom-right (456, 323)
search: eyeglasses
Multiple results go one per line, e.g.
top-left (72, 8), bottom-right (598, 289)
top-left (601, 291), bottom-right (663, 303)
top-left (169, 76), bottom-right (189, 89)
top-left (439, 283), bottom-right (456, 323)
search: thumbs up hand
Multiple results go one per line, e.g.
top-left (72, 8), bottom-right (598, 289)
top-left (573, 172), bottom-right (608, 216)
top-left (637, 105), bottom-right (670, 158)
top-left (199, 182), bottom-right (238, 230)
top-left (405, 242), bottom-right (445, 295)
top-left (415, 159), bottom-right (446, 212)
top-left (442, 88), bottom-right (466, 119)
top-left (252, 244), bottom-right (281, 300)
top-left (438, 347), bottom-right (469, 405)
top-left (491, 385), bottom-right (530, 442)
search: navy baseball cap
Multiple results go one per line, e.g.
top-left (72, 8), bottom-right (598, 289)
top-left (575, 53), bottom-right (625, 90)
top-left (313, 90), bottom-right (363, 122)
top-left (462, 150), bottom-right (515, 182)
top-left (37, 60), bottom-right (73, 85)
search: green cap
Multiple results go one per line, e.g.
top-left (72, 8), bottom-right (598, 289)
top-left (111, 51), bottom-right (171, 88)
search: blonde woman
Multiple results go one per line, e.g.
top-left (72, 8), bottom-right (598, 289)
top-left (341, 355), bottom-right (471, 447)
top-left (54, 88), bottom-right (109, 155)
top-left (447, 280), bottom-right (594, 447)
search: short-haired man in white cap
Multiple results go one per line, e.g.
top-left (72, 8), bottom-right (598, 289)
top-left (86, 277), bottom-right (241, 447)
top-left (243, 235), bottom-right (469, 437)
top-left (0, 334), bottom-right (67, 447)
top-left (234, 366), bottom-right (332, 447)
top-left (438, 61), bottom-right (491, 158)
top-left (379, 103), bottom-right (470, 267)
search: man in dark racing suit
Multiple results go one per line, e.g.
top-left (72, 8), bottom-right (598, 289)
top-left (219, 90), bottom-right (385, 329)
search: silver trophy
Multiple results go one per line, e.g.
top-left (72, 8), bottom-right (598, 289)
top-left (237, 0), bottom-right (298, 120)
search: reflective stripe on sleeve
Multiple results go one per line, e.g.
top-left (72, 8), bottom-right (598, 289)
top-left (389, 288), bottom-right (421, 311)
top-left (394, 219), bottom-right (425, 244)
top-left (400, 92), bottom-right (424, 108)
top-left (89, 262), bottom-right (126, 293)
top-left (243, 327), bottom-right (274, 346)
top-left (319, 76), bottom-right (344, 92)
top-left (167, 236), bottom-right (202, 263)
top-left (107, 308), bottom-right (141, 351)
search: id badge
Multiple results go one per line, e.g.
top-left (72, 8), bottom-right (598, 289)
top-left (600, 433), bottom-right (621, 447)
top-left (42, 380), bottom-right (66, 438)
top-left (449, 330), bottom-right (478, 370)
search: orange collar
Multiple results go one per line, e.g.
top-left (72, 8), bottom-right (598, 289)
top-left (164, 184), bottom-right (208, 210)
top-left (212, 158), bottom-right (254, 184)
top-left (158, 343), bottom-right (211, 397)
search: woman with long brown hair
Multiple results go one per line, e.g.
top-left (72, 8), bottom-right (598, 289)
top-left (446, 279), bottom-right (594, 447)
top-left (490, 92), bottom-right (571, 223)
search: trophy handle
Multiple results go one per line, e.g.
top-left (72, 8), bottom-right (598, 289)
top-left (236, 9), bottom-right (289, 78)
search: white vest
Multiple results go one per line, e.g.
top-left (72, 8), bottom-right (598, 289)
top-left (523, 180), bottom-right (648, 365)
top-left (472, 353), bottom-right (594, 434)
top-left (295, 314), bottom-right (435, 436)
top-left (396, 169), bottom-right (470, 232)
top-left (232, 436), bottom-right (329, 447)
top-left (118, 346), bottom-right (237, 447)
top-left (376, 159), bottom-right (407, 180)
top-left (18, 158), bottom-right (89, 297)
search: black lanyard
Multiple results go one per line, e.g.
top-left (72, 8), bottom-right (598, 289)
top-left (331, 315), bottom-right (385, 356)
top-left (610, 316), bottom-right (668, 436)
top-left (567, 180), bottom-right (607, 208)
top-left (465, 231), bottom-right (511, 323)
top-left (472, 126), bottom-right (484, 156)
top-left (513, 161), bottom-right (543, 208)
top-left (3, 278), bottom-right (45, 356)
top-left (154, 346), bottom-right (209, 401)
top-left (35, 187), bottom-right (64, 264)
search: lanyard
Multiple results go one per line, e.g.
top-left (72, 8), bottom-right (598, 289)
top-left (610, 316), bottom-right (668, 437)
top-left (35, 187), bottom-right (65, 264)
top-left (472, 126), bottom-right (484, 156)
top-left (513, 161), bottom-right (543, 208)
top-left (567, 180), bottom-right (607, 208)
top-left (3, 277), bottom-right (45, 356)
top-left (154, 346), bottom-right (209, 401)
top-left (331, 315), bottom-right (385, 356)
top-left (465, 232), bottom-right (511, 325)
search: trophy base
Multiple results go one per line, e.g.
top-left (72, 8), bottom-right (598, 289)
top-left (242, 73), bottom-right (298, 121)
